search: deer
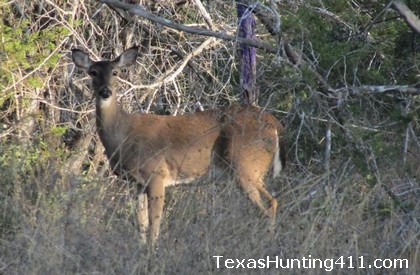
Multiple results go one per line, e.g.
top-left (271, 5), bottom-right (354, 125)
top-left (71, 46), bottom-right (286, 249)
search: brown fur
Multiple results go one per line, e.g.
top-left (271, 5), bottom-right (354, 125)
top-left (72, 46), bottom-right (286, 249)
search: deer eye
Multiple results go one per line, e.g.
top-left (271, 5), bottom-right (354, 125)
top-left (88, 69), bottom-right (98, 77)
top-left (112, 70), bottom-right (118, 76)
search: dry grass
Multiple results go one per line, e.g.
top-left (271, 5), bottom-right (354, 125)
top-left (1, 156), bottom-right (418, 274)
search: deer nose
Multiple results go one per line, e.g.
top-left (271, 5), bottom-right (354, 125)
top-left (99, 87), bottom-right (112, 99)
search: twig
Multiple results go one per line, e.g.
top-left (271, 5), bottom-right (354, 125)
top-left (323, 120), bottom-right (332, 172)
top-left (192, 0), bottom-right (216, 30)
top-left (237, 0), bottom-right (281, 35)
top-left (408, 124), bottom-right (420, 150)
top-left (120, 37), bottom-right (220, 97)
top-left (3, 37), bottom-right (69, 93)
top-left (294, 111), bottom-right (306, 167)
top-left (97, 0), bottom-right (277, 53)
top-left (401, 99), bottom-right (411, 165)
top-left (97, 0), bottom-right (340, 98)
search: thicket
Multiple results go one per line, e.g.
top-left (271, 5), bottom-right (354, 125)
top-left (1, 0), bottom-right (419, 273)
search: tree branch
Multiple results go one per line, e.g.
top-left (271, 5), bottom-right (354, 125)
top-left (192, 0), bottom-right (216, 30)
top-left (336, 85), bottom-right (420, 95)
top-left (391, 0), bottom-right (420, 34)
top-left (97, 0), bottom-right (277, 53)
top-left (236, 0), bottom-right (281, 35)
top-left (120, 37), bottom-right (220, 95)
top-left (236, 1), bottom-right (335, 96)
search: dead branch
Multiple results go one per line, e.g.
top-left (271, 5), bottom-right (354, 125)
top-left (97, 0), bottom-right (277, 53)
top-left (120, 37), bottom-right (220, 98)
top-left (237, 0), bottom-right (335, 96)
top-left (192, 0), bottom-right (216, 30)
top-left (323, 120), bottom-right (332, 173)
top-left (391, 0), bottom-right (420, 34)
top-left (236, 0), bottom-right (281, 35)
top-left (98, 0), bottom-right (338, 97)
top-left (336, 85), bottom-right (420, 95)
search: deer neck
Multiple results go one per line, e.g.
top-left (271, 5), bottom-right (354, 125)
top-left (95, 94), bottom-right (129, 144)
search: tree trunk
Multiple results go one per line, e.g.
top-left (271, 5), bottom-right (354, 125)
top-left (237, 2), bottom-right (258, 105)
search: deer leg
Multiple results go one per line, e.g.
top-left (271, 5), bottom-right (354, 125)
top-left (256, 186), bottom-right (278, 227)
top-left (236, 169), bottom-right (277, 227)
top-left (147, 171), bottom-right (167, 250)
top-left (237, 176), bottom-right (268, 214)
top-left (137, 192), bottom-right (149, 245)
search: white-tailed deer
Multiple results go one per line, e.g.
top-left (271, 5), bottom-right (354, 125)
top-left (72, 46), bottom-right (286, 249)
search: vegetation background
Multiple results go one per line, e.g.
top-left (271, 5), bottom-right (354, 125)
top-left (1, 0), bottom-right (419, 273)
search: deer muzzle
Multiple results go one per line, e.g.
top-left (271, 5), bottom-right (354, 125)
top-left (98, 86), bottom-right (112, 99)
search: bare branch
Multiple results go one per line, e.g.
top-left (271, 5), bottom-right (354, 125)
top-left (323, 121), bottom-right (332, 173)
top-left (192, 0), bottom-right (216, 30)
top-left (97, 0), bottom-right (338, 98)
top-left (121, 37), bottom-right (220, 96)
top-left (3, 37), bottom-right (69, 93)
top-left (236, 0), bottom-right (281, 35)
top-left (97, 0), bottom-right (277, 53)
top-left (336, 85), bottom-right (420, 95)
top-left (284, 39), bottom-right (334, 95)
top-left (391, 0), bottom-right (420, 34)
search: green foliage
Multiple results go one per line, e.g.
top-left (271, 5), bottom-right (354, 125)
top-left (50, 125), bottom-right (68, 136)
top-left (1, 142), bottom-right (43, 186)
top-left (281, 1), bottom-right (418, 86)
top-left (0, 16), bottom-right (69, 90)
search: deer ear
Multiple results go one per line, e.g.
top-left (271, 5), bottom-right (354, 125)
top-left (115, 46), bottom-right (138, 68)
top-left (72, 49), bottom-right (94, 71)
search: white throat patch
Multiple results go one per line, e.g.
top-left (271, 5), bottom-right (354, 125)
top-left (99, 97), bottom-right (113, 108)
